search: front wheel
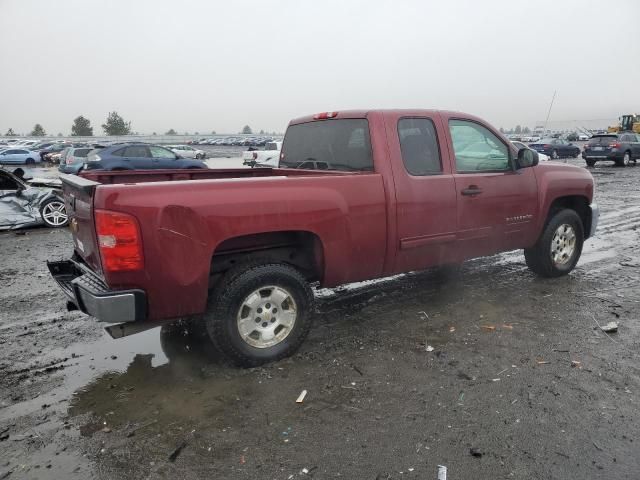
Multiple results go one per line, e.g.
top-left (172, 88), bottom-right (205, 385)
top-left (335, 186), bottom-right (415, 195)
top-left (25, 158), bottom-right (35, 165)
top-left (524, 209), bottom-right (584, 278)
top-left (585, 158), bottom-right (596, 167)
top-left (204, 263), bottom-right (314, 367)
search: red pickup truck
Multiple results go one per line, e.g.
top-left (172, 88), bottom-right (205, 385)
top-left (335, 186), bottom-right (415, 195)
top-left (49, 110), bottom-right (598, 366)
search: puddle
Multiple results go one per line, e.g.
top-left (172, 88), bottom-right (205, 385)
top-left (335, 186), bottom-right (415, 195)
top-left (0, 323), bottom-right (225, 423)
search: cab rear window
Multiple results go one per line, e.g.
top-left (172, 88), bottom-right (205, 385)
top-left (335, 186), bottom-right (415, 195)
top-left (280, 119), bottom-right (373, 171)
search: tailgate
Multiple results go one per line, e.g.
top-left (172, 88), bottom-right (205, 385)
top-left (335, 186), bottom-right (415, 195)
top-left (59, 174), bottom-right (103, 274)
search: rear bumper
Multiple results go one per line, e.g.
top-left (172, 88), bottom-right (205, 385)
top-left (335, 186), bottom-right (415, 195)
top-left (582, 151), bottom-right (620, 160)
top-left (47, 259), bottom-right (146, 323)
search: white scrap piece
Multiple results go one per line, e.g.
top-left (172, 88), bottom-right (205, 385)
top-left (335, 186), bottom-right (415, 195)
top-left (296, 390), bottom-right (308, 403)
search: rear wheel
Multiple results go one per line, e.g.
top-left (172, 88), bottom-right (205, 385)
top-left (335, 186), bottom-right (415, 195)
top-left (551, 150), bottom-right (559, 160)
top-left (40, 198), bottom-right (69, 228)
top-left (585, 158), bottom-right (596, 167)
top-left (204, 263), bottom-right (314, 367)
top-left (25, 158), bottom-right (35, 165)
top-left (524, 209), bottom-right (583, 277)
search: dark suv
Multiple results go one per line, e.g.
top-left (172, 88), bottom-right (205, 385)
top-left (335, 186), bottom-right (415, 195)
top-left (582, 133), bottom-right (640, 167)
top-left (84, 143), bottom-right (207, 171)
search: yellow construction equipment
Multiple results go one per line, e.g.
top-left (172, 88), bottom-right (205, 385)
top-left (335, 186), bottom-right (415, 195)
top-left (608, 114), bottom-right (640, 134)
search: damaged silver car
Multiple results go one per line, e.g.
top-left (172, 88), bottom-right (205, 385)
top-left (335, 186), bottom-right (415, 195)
top-left (0, 168), bottom-right (68, 230)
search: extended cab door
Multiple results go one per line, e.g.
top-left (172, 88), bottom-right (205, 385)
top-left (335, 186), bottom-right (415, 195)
top-left (383, 112), bottom-right (459, 273)
top-left (444, 115), bottom-right (538, 257)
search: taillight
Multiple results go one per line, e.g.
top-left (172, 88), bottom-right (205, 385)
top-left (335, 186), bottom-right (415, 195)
top-left (609, 142), bottom-right (620, 148)
top-left (95, 210), bottom-right (144, 272)
top-left (313, 112), bottom-right (338, 120)
top-left (543, 144), bottom-right (550, 148)
top-left (66, 156), bottom-right (74, 165)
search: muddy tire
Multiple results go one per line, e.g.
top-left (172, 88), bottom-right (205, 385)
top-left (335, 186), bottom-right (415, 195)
top-left (585, 159), bottom-right (596, 167)
top-left (524, 209), bottom-right (584, 278)
top-left (551, 150), bottom-right (559, 160)
top-left (204, 263), bottom-right (314, 367)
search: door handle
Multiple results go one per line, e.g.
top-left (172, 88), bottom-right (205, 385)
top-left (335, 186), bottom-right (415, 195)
top-left (461, 186), bottom-right (483, 196)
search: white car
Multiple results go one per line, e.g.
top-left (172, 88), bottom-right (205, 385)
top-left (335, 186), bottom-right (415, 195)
top-left (0, 148), bottom-right (42, 165)
top-left (512, 141), bottom-right (549, 161)
top-left (242, 141), bottom-right (282, 167)
top-left (578, 134), bottom-right (590, 141)
top-left (167, 145), bottom-right (206, 159)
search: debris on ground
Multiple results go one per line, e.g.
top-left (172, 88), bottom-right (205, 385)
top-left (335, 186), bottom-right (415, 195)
top-left (437, 465), bottom-right (447, 480)
top-left (470, 447), bottom-right (483, 458)
top-left (481, 325), bottom-right (496, 331)
top-left (600, 321), bottom-right (619, 333)
top-left (571, 360), bottom-right (582, 368)
top-left (426, 345), bottom-right (435, 352)
top-left (168, 440), bottom-right (188, 462)
top-left (536, 360), bottom-right (550, 365)
top-left (296, 390), bottom-right (307, 403)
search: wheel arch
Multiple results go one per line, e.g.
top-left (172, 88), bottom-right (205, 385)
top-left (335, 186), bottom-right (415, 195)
top-left (209, 230), bottom-right (325, 288)
top-left (547, 195), bottom-right (592, 239)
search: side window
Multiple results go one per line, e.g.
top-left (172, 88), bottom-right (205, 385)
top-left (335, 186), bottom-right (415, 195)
top-left (397, 118), bottom-right (442, 175)
top-left (449, 120), bottom-right (510, 172)
top-left (124, 146), bottom-right (150, 157)
top-left (149, 146), bottom-right (177, 159)
top-left (112, 148), bottom-right (126, 157)
top-left (0, 172), bottom-right (19, 190)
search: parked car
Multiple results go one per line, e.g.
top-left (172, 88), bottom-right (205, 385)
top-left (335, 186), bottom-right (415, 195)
top-left (582, 133), bottom-right (640, 167)
top-left (0, 168), bottom-right (68, 229)
top-left (578, 133), bottom-right (590, 141)
top-left (58, 147), bottom-right (96, 174)
top-left (50, 109), bottom-right (597, 367)
top-left (566, 132), bottom-right (579, 142)
top-left (167, 145), bottom-right (207, 159)
top-left (512, 141), bottom-right (549, 161)
top-left (83, 143), bottom-right (207, 171)
top-left (528, 138), bottom-right (580, 159)
top-left (40, 143), bottom-right (70, 161)
top-left (242, 141), bottom-right (282, 167)
top-left (0, 149), bottom-right (42, 165)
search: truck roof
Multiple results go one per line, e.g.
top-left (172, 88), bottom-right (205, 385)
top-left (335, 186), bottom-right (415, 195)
top-left (289, 109), bottom-right (486, 126)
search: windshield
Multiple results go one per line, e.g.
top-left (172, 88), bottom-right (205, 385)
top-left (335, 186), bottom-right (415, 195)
top-left (280, 119), bottom-right (373, 171)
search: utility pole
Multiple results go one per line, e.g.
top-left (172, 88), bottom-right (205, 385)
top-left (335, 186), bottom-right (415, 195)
top-left (543, 90), bottom-right (556, 135)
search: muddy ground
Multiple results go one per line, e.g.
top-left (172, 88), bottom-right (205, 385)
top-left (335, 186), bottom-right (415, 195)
top-left (1, 158), bottom-right (640, 480)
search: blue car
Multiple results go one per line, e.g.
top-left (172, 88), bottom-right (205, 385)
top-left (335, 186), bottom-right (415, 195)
top-left (528, 138), bottom-right (581, 160)
top-left (83, 143), bottom-right (207, 171)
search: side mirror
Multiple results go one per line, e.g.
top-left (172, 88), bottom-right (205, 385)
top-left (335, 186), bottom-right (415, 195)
top-left (517, 147), bottom-right (539, 169)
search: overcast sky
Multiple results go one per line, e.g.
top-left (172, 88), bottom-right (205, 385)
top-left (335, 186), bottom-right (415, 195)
top-left (1, 0), bottom-right (638, 135)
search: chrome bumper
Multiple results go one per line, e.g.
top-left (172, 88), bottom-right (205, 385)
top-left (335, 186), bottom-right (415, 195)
top-left (47, 260), bottom-right (146, 323)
